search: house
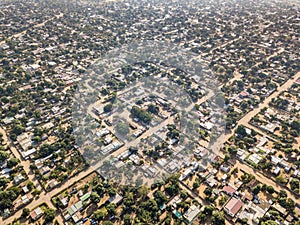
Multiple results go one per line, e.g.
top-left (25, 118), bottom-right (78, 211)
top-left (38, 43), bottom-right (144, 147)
top-left (80, 191), bottom-right (91, 202)
top-left (222, 185), bottom-right (236, 196)
top-left (224, 197), bottom-right (243, 217)
top-left (239, 201), bottom-right (267, 224)
top-left (273, 166), bottom-right (281, 176)
top-left (179, 168), bottom-right (193, 181)
top-left (59, 195), bottom-right (69, 208)
top-left (30, 207), bottom-right (43, 221)
top-left (271, 156), bottom-right (281, 166)
top-left (14, 174), bottom-right (25, 185)
top-left (220, 164), bottom-right (231, 173)
top-left (108, 193), bottom-right (123, 205)
top-left (272, 203), bottom-right (287, 216)
top-left (183, 204), bottom-right (200, 224)
top-left (47, 179), bottom-right (59, 189)
top-left (205, 175), bottom-right (218, 188)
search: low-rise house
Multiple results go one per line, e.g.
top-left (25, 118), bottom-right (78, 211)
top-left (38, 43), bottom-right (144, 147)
top-left (30, 207), bottom-right (43, 221)
top-left (108, 193), bottom-right (123, 205)
top-left (224, 197), bottom-right (243, 217)
top-left (222, 185), bottom-right (237, 196)
top-left (183, 204), bottom-right (200, 224)
top-left (14, 174), bottom-right (25, 185)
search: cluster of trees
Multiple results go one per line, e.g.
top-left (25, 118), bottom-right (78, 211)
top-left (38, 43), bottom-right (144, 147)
top-left (147, 104), bottom-right (159, 115)
top-left (115, 122), bottom-right (130, 136)
top-left (0, 186), bottom-right (21, 211)
top-left (290, 178), bottom-right (299, 193)
top-left (131, 106), bottom-right (152, 123)
top-left (277, 190), bottom-right (295, 212)
top-left (166, 124), bottom-right (180, 139)
top-left (233, 125), bottom-right (257, 149)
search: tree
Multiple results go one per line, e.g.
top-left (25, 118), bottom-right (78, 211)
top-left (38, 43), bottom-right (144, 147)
top-left (44, 208), bottom-right (56, 222)
top-left (131, 106), bottom-right (152, 123)
top-left (261, 220), bottom-right (280, 225)
top-left (211, 211), bottom-right (225, 225)
top-left (203, 205), bottom-right (214, 216)
top-left (224, 154), bottom-right (230, 163)
top-left (147, 104), bottom-right (159, 115)
top-left (108, 188), bottom-right (117, 197)
top-left (123, 214), bottom-right (131, 225)
top-left (193, 180), bottom-right (200, 189)
top-left (154, 190), bottom-right (167, 206)
top-left (285, 198), bottom-right (295, 212)
top-left (90, 192), bottom-right (101, 204)
top-left (204, 187), bottom-right (212, 197)
top-left (0, 177), bottom-right (10, 187)
top-left (138, 186), bottom-right (149, 199)
top-left (7, 158), bottom-right (19, 168)
top-left (290, 179), bottom-right (299, 193)
top-left (0, 151), bottom-right (9, 162)
top-left (21, 208), bottom-right (30, 218)
top-left (228, 145), bottom-right (237, 155)
top-left (92, 208), bottom-right (107, 221)
top-left (103, 222), bottom-right (114, 225)
top-left (252, 185), bottom-right (261, 195)
top-left (236, 125), bottom-right (247, 137)
top-left (115, 122), bottom-right (130, 136)
top-left (266, 185), bottom-right (275, 194)
top-left (106, 203), bottom-right (116, 215)
top-left (11, 124), bottom-right (24, 136)
top-left (276, 175), bottom-right (287, 184)
top-left (291, 120), bottom-right (300, 132)
top-left (104, 103), bottom-right (113, 113)
top-left (198, 212), bottom-right (206, 223)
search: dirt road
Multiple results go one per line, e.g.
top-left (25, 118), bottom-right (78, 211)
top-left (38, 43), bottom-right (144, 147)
top-left (0, 13), bottom-right (63, 45)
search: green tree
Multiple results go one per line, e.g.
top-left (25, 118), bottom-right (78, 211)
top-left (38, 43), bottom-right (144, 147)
top-left (204, 187), bottom-right (212, 197)
top-left (123, 214), bottom-right (131, 225)
top-left (0, 177), bottom-right (10, 187)
top-left (147, 104), bottom-right (159, 115)
top-left (261, 220), bottom-right (280, 225)
top-left (44, 208), bottom-right (56, 222)
top-left (7, 158), bottom-right (19, 168)
top-left (106, 203), bottom-right (116, 215)
top-left (108, 188), bottom-right (117, 197)
top-left (291, 120), bottom-right (300, 132)
top-left (236, 125), bottom-right (247, 137)
top-left (224, 154), bottom-right (230, 163)
top-left (21, 208), bottom-right (30, 218)
top-left (90, 192), bottom-right (101, 204)
top-left (115, 122), bottom-right (130, 136)
top-left (154, 190), bottom-right (167, 206)
top-left (0, 151), bottom-right (9, 162)
top-left (103, 222), bottom-right (114, 225)
top-left (211, 211), bottom-right (225, 225)
top-left (138, 186), bottom-right (149, 200)
top-left (252, 185), bottom-right (261, 195)
top-left (203, 205), bottom-right (214, 216)
top-left (104, 103), bottom-right (113, 113)
top-left (266, 185), bottom-right (275, 194)
top-left (92, 208), bottom-right (107, 221)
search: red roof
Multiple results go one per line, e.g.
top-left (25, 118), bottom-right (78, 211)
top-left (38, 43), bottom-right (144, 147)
top-left (222, 185), bottom-right (236, 195)
top-left (225, 198), bottom-right (243, 216)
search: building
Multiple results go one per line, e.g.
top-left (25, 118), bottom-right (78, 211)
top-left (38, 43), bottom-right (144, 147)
top-left (224, 197), bottom-right (243, 217)
top-left (108, 193), bottom-right (123, 205)
top-left (222, 185), bottom-right (236, 196)
top-left (30, 207), bottom-right (43, 221)
top-left (183, 204), bottom-right (200, 224)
